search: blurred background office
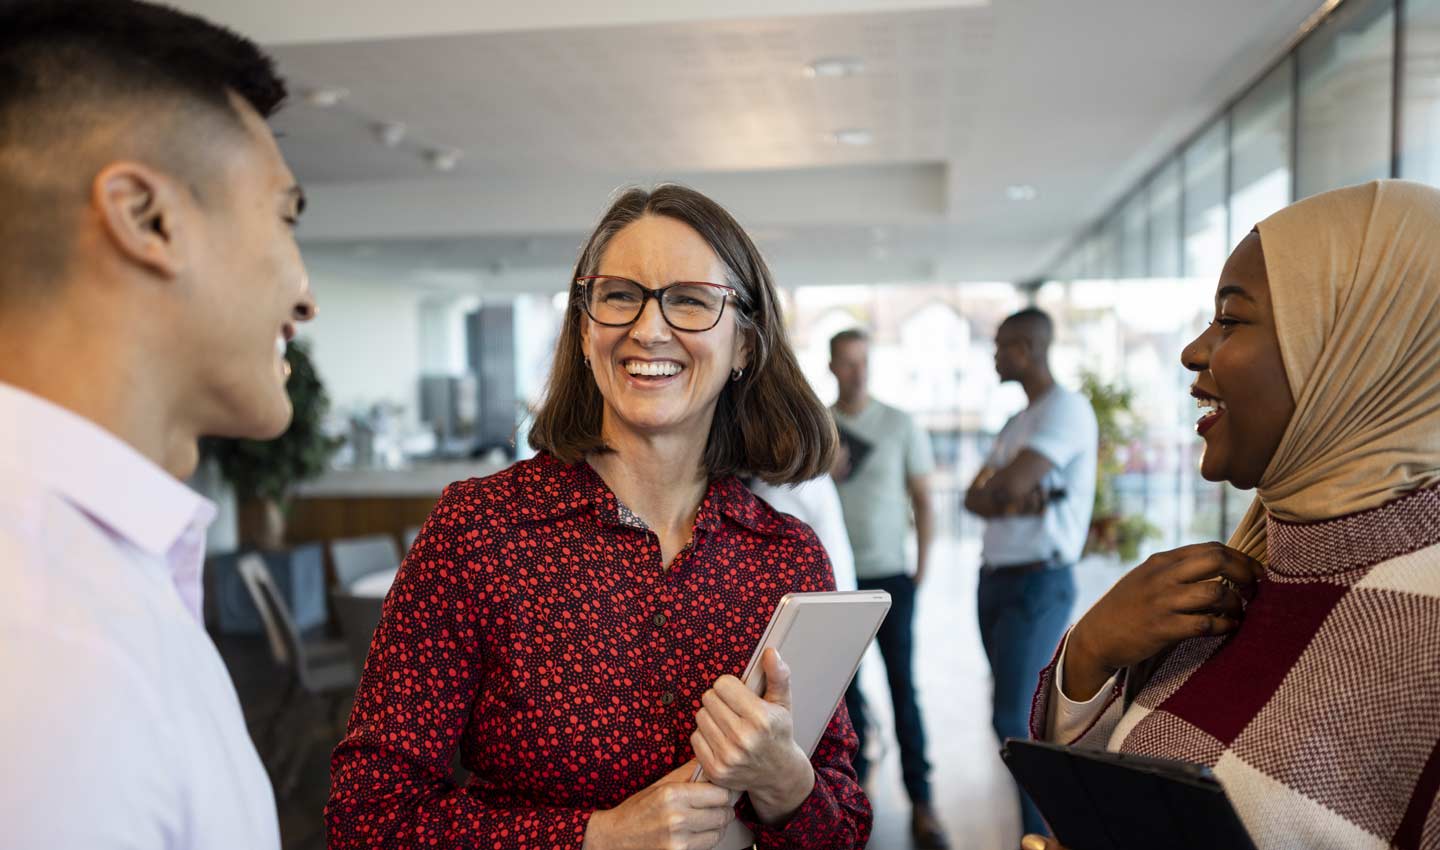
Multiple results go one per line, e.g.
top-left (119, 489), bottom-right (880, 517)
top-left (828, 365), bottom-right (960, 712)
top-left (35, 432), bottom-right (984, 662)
top-left (163, 0), bottom-right (1436, 847)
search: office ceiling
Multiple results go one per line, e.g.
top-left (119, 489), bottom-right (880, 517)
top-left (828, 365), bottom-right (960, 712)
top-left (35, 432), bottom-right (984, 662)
top-left (170, 0), bottom-right (1327, 291)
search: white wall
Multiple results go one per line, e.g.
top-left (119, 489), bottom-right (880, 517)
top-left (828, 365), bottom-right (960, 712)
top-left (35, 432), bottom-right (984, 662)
top-left (297, 270), bottom-right (426, 427)
top-left (419, 295), bottom-right (481, 375)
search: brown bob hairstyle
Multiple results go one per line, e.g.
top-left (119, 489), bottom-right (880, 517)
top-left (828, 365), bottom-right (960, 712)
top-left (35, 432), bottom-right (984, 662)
top-left (528, 184), bottom-right (836, 486)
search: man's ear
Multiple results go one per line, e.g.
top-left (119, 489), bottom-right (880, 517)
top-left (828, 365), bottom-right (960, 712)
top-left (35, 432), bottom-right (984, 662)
top-left (92, 161), bottom-right (188, 279)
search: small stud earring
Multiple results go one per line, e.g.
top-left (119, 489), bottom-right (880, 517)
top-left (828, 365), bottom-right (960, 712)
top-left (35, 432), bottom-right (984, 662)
top-left (730, 368), bottom-right (744, 382)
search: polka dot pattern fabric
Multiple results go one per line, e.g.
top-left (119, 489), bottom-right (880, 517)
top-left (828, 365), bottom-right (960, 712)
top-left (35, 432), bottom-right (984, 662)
top-left (325, 453), bottom-right (872, 849)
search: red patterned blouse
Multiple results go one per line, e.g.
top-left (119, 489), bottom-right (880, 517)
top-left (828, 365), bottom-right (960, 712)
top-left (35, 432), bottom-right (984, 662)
top-left (325, 453), bottom-right (872, 849)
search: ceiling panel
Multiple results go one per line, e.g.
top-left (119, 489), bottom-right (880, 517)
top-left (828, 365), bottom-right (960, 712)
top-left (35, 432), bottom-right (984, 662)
top-left (168, 0), bottom-right (1327, 283)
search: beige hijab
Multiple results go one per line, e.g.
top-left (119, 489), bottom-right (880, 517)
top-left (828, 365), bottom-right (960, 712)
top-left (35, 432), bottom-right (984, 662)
top-left (1229, 180), bottom-right (1440, 560)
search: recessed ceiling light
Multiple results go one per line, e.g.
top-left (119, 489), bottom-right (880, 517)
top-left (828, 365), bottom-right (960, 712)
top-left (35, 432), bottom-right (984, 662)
top-left (373, 121), bottom-right (407, 148)
top-left (1006, 184), bottom-right (1039, 201)
top-left (426, 147), bottom-right (463, 172)
top-left (828, 129), bottom-right (874, 146)
top-left (804, 56), bottom-right (865, 78)
top-left (302, 86), bottom-right (349, 108)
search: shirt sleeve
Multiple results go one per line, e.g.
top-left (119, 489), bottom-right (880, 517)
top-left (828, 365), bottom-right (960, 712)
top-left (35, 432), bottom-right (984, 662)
top-left (1024, 391), bottom-right (1098, 470)
top-left (325, 486), bottom-right (592, 850)
top-left (904, 413), bottom-right (936, 478)
top-left (736, 526), bottom-right (872, 849)
top-left (0, 630), bottom-right (184, 849)
top-left (804, 476), bottom-right (857, 592)
top-left (1030, 628), bottom-right (1126, 750)
top-left (739, 701), bottom-right (872, 850)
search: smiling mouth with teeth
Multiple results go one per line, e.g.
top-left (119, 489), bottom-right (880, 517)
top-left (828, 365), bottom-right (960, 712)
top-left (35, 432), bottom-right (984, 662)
top-left (624, 360), bottom-right (683, 378)
top-left (1192, 390), bottom-right (1226, 435)
top-left (277, 335), bottom-right (291, 380)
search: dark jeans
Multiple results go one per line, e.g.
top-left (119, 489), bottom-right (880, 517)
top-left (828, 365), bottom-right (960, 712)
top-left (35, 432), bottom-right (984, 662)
top-left (850, 573), bottom-right (932, 805)
top-left (978, 564), bottom-right (1077, 837)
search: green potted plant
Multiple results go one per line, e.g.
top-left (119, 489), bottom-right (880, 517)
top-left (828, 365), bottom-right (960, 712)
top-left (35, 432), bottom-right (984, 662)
top-left (204, 339), bottom-right (344, 549)
top-left (1080, 371), bottom-right (1159, 562)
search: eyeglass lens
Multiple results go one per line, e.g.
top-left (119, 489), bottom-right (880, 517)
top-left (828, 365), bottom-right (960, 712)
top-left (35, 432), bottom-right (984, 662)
top-left (587, 278), bottom-right (727, 331)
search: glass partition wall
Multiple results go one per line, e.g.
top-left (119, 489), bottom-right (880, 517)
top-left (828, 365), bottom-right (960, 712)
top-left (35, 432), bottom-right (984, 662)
top-left (1044, 0), bottom-right (1422, 546)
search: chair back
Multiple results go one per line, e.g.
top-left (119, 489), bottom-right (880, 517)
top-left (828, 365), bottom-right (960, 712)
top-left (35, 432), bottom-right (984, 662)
top-left (330, 590), bottom-right (385, 674)
top-left (330, 534), bottom-right (401, 589)
top-left (237, 553), bottom-right (304, 673)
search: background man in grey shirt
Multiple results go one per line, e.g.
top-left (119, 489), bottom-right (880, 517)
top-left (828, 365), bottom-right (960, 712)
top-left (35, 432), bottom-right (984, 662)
top-left (830, 328), bottom-right (948, 850)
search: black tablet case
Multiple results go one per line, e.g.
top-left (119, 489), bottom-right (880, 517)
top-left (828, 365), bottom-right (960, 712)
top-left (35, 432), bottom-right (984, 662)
top-left (1001, 739), bottom-right (1257, 850)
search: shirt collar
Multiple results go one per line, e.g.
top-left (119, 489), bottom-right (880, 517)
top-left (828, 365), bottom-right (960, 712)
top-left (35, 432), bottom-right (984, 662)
top-left (519, 452), bottom-right (790, 537)
top-left (0, 382), bottom-right (216, 557)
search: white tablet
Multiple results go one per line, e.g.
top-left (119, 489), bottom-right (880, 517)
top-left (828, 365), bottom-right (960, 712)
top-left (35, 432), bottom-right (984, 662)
top-left (694, 590), bottom-right (891, 850)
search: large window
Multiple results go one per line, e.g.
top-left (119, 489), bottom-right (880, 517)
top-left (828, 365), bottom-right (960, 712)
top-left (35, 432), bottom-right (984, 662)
top-left (1119, 189), bottom-right (1149, 279)
top-left (1147, 160), bottom-right (1183, 280)
top-left (1296, 0), bottom-right (1395, 198)
top-left (1096, 217), bottom-right (1122, 280)
top-left (786, 283), bottom-right (1027, 539)
top-left (1044, 0), bottom-right (1440, 543)
top-left (1182, 118), bottom-right (1229, 281)
top-left (1230, 59), bottom-right (1295, 243)
top-left (1402, 0), bottom-right (1440, 181)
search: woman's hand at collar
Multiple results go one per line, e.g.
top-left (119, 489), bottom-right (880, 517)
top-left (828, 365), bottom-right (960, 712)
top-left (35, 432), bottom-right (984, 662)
top-left (1064, 542), bottom-right (1263, 702)
top-left (691, 648), bottom-right (816, 825)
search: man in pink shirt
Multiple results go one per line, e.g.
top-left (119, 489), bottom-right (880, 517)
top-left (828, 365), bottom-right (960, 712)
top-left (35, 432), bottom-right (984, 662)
top-left (0, 2), bottom-right (315, 846)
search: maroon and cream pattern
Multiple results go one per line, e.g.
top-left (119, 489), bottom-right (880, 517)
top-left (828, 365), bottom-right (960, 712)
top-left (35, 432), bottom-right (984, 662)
top-left (1032, 485), bottom-right (1440, 850)
top-left (326, 453), bottom-right (871, 849)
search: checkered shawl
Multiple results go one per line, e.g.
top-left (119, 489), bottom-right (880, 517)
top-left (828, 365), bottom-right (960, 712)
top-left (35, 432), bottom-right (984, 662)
top-left (1030, 485), bottom-right (1440, 850)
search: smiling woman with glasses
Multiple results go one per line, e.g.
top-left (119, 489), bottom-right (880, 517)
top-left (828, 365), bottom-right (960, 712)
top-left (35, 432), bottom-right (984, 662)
top-left (328, 184), bottom-right (870, 850)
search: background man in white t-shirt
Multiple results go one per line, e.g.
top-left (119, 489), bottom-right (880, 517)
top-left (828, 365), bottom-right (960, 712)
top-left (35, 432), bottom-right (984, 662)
top-left (964, 309), bottom-right (1097, 838)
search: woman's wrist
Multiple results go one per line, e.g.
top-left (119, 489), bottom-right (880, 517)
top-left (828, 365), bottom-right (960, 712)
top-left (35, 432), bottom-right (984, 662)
top-left (1063, 621), bottom-right (1119, 703)
top-left (749, 748), bottom-right (815, 825)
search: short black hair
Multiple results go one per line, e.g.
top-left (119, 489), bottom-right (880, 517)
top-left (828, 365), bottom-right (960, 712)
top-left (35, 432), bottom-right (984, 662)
top-left (0, 0), bottom-right (285, 125)
top-left (1001, 308), bottom-right (1054, 348)
top-left (0, 0), bottom-right (286, 289)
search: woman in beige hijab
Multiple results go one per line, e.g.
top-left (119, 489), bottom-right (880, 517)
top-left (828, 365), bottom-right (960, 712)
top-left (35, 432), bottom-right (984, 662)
top-left (1025, 180), bottom-right (1440, 850)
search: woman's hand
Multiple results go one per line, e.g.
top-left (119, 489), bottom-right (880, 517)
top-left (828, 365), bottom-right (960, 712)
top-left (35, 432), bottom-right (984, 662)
top-left (582, 761), bottom-right (734, 850)
top-left (691, 649), bottom-right (815, 825)
top-left (1065, 542), bottom-right (1263, 702)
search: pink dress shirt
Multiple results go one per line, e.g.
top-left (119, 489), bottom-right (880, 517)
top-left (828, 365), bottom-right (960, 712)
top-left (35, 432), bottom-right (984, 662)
top-left (0, 382), bottom-right (280, 849)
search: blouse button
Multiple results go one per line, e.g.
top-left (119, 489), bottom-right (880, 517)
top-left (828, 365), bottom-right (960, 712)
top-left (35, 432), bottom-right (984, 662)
top-left (660, 690), bottom-right (676, 706)
top-left (653, 613), bottom-right (667, 627)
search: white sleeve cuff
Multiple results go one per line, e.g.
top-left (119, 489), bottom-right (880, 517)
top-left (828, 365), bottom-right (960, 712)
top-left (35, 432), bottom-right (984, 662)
top-left (1046, 632), bottom-right (1120, 743)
